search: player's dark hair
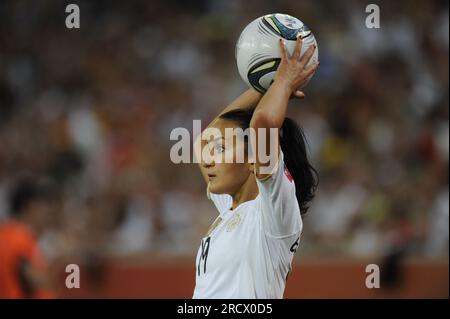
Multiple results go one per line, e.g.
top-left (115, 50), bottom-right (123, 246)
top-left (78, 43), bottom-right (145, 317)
top-left (9, 177), bottom-right (57, 218)
top-left (220, 108), bottom-right (318, 215)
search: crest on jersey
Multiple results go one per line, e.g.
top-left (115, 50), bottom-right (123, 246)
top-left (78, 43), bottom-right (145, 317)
top-left (226, 213), bottom-right (242, 232)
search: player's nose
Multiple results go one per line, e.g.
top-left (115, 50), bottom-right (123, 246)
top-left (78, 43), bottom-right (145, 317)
top-left (202, 151), bottom-right (216, 167)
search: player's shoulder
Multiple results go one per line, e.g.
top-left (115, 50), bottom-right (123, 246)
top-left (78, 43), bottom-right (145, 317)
top-left (0, 221), bottom-right (36, 248)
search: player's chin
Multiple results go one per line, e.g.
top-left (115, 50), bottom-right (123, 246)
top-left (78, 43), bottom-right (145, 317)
top-left (208, 180), bottom-right (225, 194)
top-left (208, 182), bottom-right (219, 193)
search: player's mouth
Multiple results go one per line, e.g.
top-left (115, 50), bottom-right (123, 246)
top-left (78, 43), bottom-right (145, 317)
top-left (207, 174), bottom-right (216, 180)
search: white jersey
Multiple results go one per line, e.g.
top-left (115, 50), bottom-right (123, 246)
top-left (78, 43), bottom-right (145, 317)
top-left (193, 151), bottom-right (302, 299)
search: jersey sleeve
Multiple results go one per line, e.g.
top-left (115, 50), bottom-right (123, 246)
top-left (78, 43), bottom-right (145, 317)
top-left (207, 184), bottom-right (232, 216)
top-left (255, 150), bottom-right (303, 237)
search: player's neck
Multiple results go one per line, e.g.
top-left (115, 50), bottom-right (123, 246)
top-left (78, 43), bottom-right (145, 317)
top-left (231, 175), bottom-right (258, 211)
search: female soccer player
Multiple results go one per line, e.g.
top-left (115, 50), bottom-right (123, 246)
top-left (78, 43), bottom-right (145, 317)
top-left (193, 36), bottom-right (319, 298)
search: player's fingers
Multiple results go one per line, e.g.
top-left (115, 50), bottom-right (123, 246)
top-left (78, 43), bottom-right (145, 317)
top-left (293, 90), bottom-right (305, 99)
top-left (279, 39), bottom-right (288, 60)
top-left (303, 61), bottom-right (320, 78)
top-left (292, 36), bottom-right (303, 60)
top-left (299, 44), bottom-right (316, 68)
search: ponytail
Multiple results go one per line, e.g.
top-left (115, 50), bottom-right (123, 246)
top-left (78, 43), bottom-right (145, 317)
top-left (219, 108), bottom-right (318, 216)
top-left (280, 118), bottom-right (318, 215)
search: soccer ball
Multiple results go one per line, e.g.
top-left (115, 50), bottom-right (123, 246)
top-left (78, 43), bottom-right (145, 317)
top-left (235, 13), bottom-right (319, 93)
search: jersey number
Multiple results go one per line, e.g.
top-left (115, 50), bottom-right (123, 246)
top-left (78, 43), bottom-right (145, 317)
top-left (197, 237), bottom-right (211, 276)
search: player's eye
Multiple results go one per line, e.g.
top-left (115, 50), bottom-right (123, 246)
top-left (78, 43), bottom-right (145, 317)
top-left (215, 144), bottom-right (225, 153)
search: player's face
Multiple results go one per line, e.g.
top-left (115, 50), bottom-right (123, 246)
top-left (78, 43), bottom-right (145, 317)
top-left (202, 119), bottom-right (254, 195)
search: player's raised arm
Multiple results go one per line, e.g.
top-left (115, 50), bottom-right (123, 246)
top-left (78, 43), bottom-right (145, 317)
top-left (250, 36), bottom-right (319, 180)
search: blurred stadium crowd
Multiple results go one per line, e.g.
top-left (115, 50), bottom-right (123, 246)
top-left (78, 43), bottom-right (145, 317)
top-left (0, 0), bottom-right (448, 270)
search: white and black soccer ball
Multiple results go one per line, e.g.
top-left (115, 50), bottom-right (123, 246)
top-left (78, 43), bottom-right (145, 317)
top-left (235, 13), bottom-right (319, 93)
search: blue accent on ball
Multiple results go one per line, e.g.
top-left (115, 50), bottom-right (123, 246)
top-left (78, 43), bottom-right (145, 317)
top-left (263, 15), bottom-right (312, 40)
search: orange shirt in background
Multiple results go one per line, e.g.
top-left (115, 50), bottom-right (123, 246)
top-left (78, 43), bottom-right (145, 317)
top-left (0, 221), bottom-right (52, 298)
